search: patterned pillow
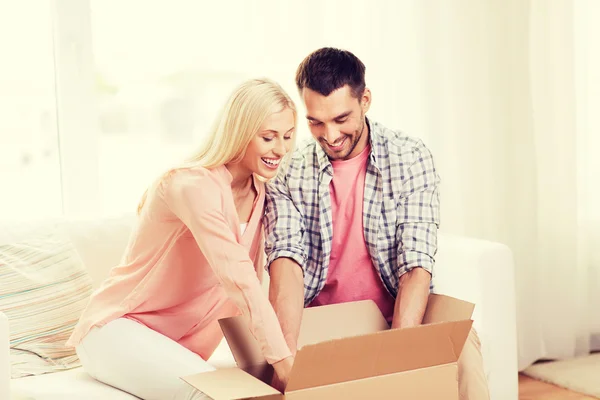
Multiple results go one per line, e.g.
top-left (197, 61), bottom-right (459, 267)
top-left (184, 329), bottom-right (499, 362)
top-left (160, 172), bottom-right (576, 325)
top-left (0, 223), bottom-right (92, 378)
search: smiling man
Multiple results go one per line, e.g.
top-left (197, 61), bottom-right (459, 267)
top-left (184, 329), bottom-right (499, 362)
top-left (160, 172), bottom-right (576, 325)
top-left (264, 47), bottom-right (490, 399)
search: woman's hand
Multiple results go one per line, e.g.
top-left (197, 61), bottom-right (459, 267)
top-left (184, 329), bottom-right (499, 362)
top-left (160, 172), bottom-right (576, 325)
top-left (271, 355), bottom-right (295, 392)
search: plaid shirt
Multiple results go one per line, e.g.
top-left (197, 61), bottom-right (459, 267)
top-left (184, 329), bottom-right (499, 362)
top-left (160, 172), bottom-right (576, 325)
top-left (264, 119), bottom-right (440, 305)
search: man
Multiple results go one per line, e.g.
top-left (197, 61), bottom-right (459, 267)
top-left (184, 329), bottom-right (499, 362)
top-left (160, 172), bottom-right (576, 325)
top-left (264, 47), bottom-right (490, 399)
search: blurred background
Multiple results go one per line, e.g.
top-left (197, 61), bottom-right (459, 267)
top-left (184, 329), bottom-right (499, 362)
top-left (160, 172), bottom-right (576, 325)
top-left (0, 0), bottom-right (599, 376)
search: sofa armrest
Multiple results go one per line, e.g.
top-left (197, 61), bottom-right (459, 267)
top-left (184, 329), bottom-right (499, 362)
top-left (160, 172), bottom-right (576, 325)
top-left (0, 311), bottom-right (10, 400)
top-left (433, 233), bottom-right (518, 400)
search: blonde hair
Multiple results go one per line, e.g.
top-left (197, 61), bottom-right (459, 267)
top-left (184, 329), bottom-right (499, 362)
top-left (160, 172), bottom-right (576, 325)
top-left (137, 78), bottom-right (296, 214)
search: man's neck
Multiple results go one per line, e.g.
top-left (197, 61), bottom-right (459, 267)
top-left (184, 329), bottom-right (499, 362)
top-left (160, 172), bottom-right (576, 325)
top-left (345, 118), bottom-right (371, 160)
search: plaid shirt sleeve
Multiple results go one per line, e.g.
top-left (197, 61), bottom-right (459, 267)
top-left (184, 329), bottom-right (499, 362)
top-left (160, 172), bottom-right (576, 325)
top-left (264, 167), bottom-right (307, 271)
top-left (396, 140), bottom-right (441, 278)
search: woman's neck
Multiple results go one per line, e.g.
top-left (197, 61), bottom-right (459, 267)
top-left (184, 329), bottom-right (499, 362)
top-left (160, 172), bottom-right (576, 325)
top-left (225, 163), bottom-right (253, 195)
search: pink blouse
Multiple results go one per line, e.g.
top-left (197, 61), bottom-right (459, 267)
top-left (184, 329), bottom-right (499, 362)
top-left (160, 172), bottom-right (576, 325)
top-left (67, 165), bottom-right (292, 364)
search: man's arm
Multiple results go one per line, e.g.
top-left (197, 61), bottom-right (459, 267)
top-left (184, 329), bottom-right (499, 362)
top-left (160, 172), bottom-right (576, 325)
top-left (269, 258), bottom-right (304, 355)
top-left (391, 139), bottom-right (440, 329)
top-left (391, 267), bottom-right (431, 329)
top-left (263, 162), bottom-right (307, 355)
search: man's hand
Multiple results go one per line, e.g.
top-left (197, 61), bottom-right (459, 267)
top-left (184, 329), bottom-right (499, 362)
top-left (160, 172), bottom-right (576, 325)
top-left (271, 355), bottom-right (295, 392)
top-left (391, 267), bottom-right (431, 329)
top-left (269, 258), bottom-right (304, 355)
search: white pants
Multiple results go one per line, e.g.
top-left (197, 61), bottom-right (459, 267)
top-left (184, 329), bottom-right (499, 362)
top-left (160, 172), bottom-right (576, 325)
top-left (76, 318), bottom-right (214, 400)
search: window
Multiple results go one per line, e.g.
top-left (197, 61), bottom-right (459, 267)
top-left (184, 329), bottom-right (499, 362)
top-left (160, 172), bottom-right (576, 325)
top-left (2, 0), bottom-right (430, 218)
top-left (0, 1), bottom-right (62, 221)
top-left (89, 1), bottom-right (282, 215)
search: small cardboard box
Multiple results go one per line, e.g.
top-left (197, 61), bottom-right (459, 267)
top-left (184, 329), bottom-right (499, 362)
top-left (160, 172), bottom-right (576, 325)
top-left (183, 294), bottom-right (474, 400)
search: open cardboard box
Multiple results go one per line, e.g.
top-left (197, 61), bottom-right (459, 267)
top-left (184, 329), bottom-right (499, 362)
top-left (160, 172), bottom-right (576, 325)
top-left (183, 294), bottom-right (474, 399)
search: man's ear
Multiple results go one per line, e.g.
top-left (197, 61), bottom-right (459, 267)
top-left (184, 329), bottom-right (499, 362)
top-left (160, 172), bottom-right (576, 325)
top-left (361, 87), bottom-right (372, 114)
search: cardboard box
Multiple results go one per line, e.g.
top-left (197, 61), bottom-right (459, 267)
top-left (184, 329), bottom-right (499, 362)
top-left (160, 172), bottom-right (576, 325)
top-left (183, 294), bottom-right (474, 400)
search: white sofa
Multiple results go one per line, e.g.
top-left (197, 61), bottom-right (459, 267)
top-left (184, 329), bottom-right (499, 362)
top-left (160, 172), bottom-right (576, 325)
top-left (2, 215), bottom-right (518, 400)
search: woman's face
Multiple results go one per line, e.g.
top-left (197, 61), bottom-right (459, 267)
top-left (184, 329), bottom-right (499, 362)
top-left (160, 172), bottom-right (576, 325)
top-left (241, 107), bottom-right (295, 179)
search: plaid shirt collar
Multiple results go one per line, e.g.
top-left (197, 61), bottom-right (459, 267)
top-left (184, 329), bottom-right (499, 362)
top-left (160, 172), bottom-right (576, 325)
top-left (315, 117), bottom-right (383, 173)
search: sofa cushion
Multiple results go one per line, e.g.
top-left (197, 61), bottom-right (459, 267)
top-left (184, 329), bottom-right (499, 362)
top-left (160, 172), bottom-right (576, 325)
top-left (64, 214), bottom-right (136, 289)
top-left (0, 222), bottom-right (92, 378)
top-left (11, 367), bottom-right (139, 400)
top-left (10, 337), bottom-right (237, 399)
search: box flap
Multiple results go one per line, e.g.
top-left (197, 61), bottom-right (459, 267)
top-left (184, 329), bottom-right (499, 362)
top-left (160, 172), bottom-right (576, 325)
top-left (423, 294), bottom-right (475, 324)
top-left (219, 316), bottom-right (265, 368)
top-left (182, 368), bottom-right (281, 400)
top-left (219, 300), bottom-right (389, 370)
top-left (286, 319), bottom-right (473, 391)
top-left (278, 364), bottom-right (459, 400)
top-left (297, 300), bottom-right (390, 347)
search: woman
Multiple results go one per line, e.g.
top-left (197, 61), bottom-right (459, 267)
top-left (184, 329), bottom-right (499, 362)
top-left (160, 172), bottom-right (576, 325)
top-left (66, 79), bottom-right (297, 400)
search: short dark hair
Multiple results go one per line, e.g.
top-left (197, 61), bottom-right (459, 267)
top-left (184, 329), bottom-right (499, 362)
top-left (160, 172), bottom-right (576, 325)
top-left (295, 47), bottom-right (366, 98)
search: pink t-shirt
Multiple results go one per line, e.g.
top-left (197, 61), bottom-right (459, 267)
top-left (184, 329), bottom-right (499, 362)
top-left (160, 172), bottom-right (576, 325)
top-left (309, 145), bottom-right (395, 322)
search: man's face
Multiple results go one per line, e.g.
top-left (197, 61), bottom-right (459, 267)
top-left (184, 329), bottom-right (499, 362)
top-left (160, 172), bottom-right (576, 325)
top-left (301, 85), bottom-right (371, 161)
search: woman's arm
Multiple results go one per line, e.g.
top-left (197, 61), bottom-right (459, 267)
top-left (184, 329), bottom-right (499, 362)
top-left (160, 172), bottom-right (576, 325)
top-left (163, 171), bottom-right (292, 366)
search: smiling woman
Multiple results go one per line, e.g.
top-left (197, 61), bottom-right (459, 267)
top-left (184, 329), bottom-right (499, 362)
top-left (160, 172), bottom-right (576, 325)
top-left (66, 78), bottom-right (298, 400)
